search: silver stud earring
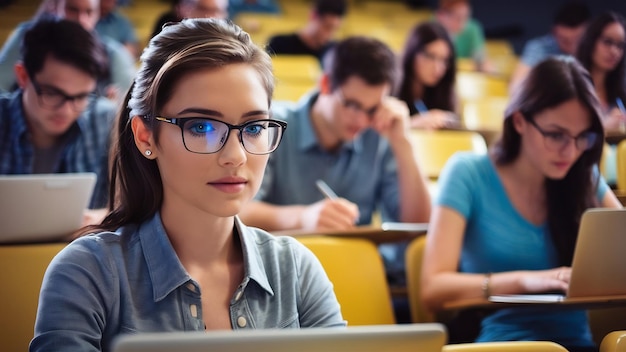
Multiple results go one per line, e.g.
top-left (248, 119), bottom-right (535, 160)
top-left (145, 150), bottom-right (152, 156)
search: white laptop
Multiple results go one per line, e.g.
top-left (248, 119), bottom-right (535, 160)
top-left (112, 323), bottom-right (447, 352)
top-left (490, 208), bottom-right (626, 304)
top-left (0, 173), bottom-right (97, 243)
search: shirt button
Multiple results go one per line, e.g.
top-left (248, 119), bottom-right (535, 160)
top-left (190, 304), bottom-right (198, 318)
top-left (237, 316), bottom-right (247, 328)
top-left (186, 283), bottom-right (195, 292)
top-left (234, 290), bottom-right (243, 301)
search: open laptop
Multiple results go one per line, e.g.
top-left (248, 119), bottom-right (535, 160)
top-left (0, 173), bottom-right (97, 243)
top-left (489, 208), bottom-right (626, 304)
top-left (112, 323), bottom-right (447, 352)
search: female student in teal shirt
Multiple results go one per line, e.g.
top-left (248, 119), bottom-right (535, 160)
top-left (421, 56), bottom-right (622, 352)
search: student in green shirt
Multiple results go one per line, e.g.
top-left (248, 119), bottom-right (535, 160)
top-left (435, 0), bottom-right (486, 70)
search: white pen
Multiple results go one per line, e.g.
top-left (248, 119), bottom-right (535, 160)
top-left (315, 179), bottom-right (338, 200)
top-left (616, 98), bottom-right (626, 113)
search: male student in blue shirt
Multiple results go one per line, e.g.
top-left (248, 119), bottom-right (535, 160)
top-left (0, 18), bottom-right (116, 226)
top-left (241, 36), bottom-right (431, 234)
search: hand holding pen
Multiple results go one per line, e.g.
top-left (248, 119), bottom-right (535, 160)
top-left (410, 100), bottom-right (458, 130)
top-left (299, 180), bottom-right (359, 230)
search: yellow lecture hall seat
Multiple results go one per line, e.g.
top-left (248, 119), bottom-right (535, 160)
top-left (0, 242), bottom-right (67, 351)
top-left (456, 71), bottom-right (509, 102)
top-left (271, 55), bottom-right (321, 85)
top-left (232, 13), bottom-right (303, 47)
top-left (296, 236), bottom-right (396, 325)
top-left (443, 341), bottom-right (569, 351)
top-left (405, 236), bottom-right (434, 324)
top-left (409, 129), bottom-right (488, 180)
top-left (616, 140), bottom-right (626, 192)
top-left (273, 80), bottom-right (315, 102)
top-left (461, 96), bottom-right (508, 133)
top-left (600, 330), bottom-right (626, 352)
top-left (484, 40), bottom-right (516, 57)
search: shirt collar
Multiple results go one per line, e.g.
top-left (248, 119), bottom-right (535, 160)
top-left (294, 92), bottom-right (363, 153)
top-left (138, 213), bottom-right (274, 302)
top-left (138, 212), bottom-right (191, 302)
top-left (235, 217), bottom-right (274, 296)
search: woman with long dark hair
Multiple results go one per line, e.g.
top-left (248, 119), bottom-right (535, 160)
top-left (31, 18), bottom-right (344, 351)
top-left (576, 11), bottom-right (626, 131)
top-left (421, 56), bottom-right (621, 352)
top-left (396, 21), bottom-right (459, 129)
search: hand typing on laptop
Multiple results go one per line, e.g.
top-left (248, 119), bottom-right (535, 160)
top-left (518, 267), bottom-right (570, 294)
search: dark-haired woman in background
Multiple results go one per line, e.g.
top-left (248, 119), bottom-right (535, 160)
top-left (576, 12), bottom-right (626, 185)
top-left (396, 21), bottom-right (459, 130)
top-left (576, 11), bottom-right (626, 131)
top-left (421, 56), bottom-right (621, 352)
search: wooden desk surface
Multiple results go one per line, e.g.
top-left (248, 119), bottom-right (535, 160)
top-left (605, 130), bottom-right (626, 145)
top-left (271, 223), bottom-right (428, 245)
top-left (443, 295), bottom-right (626, 312)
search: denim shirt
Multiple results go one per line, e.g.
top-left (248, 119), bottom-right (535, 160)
top-left (30, 214), bottom-right (345, 352)
top-left (0, 90), bottom-right (116, 208)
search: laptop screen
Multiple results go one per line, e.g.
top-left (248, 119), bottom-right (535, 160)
top-left (0, 173), bottom-right (96, 243)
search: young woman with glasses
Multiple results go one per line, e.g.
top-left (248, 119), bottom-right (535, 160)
top-left (421, 56), bottom-right (621, 352)
top-left (396, 21), bottom-right (459, 130)
top-left (576, 11), bottom-right (626, 132)
top-left (31, 18), bottom-right (345, 352)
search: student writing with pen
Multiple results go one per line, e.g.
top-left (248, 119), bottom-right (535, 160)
top-left (239, 36), bottom-right (431, 232)
top-left (395, 22), bottom-right (459, 130)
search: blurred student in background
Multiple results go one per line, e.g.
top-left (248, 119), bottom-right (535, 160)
top-left (31, 18), bottom-right (344, 351)
top-left (241, 36), bottom-right (430, 232)
top-left (0, 18), bottom-right (115, 225)
top-left (396, 21), bottom-right (459, 130)
top-left (0, 0), bottom-right (135, 101)
top-left (151, 0), bottom-right (228, 38)
top-left (510, 1), bottom-right (590, 93)
top-left (96, 0), bottom-right (139, 57)
top-left (435, 0), bottom-right (486, 71)
top-left (229, 0), bottom-right (280, 19)
top-left (576, 11), bottom-right (626, 131)
top-left (421, 56), bottom-right (621, 352)
top-left (240, 37), bottom-right (431, 295)
top-left (267, 0), bottom-right (347, 65)
top-left (576, 11), bottom-right (626, 187)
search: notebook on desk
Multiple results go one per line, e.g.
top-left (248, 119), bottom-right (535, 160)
top-left (490, 208), bottom-right (626, 304)
top-left (112, 323), bottom-right (447, 352)
top-left (0, 173), bottom-right (96, 243)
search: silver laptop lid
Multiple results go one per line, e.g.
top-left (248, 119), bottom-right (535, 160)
top-left (0, 173), bottom-right (96, 243)
top-left (568, 208), bottom-right (626, 298)
top-left (112, 323), bottom-right (447, 352)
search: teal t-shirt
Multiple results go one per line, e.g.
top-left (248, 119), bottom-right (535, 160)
top-left (435, 152), bottom-right (608, 347)
top-left (453, 19), bottom-right (485, 60)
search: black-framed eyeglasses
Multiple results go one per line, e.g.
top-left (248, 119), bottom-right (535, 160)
top-left (30, 76), bottom-right (96, 112)
top-left (599, 36), bottom-right (626, 52)
top-left (528, 119), bottom-right (598, 152)
top-left (419, 51), bottom-right (450, 67)
top-left (336, 89), bottom-right (379, 119)
top-left (154, 116), bottom-right (287, 155)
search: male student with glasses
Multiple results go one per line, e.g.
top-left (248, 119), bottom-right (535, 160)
top-left (0, 18), bottom-right (116, 228)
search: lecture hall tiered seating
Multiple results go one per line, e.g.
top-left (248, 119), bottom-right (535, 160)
top-left (1, 1), bottom-right (626, 351)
